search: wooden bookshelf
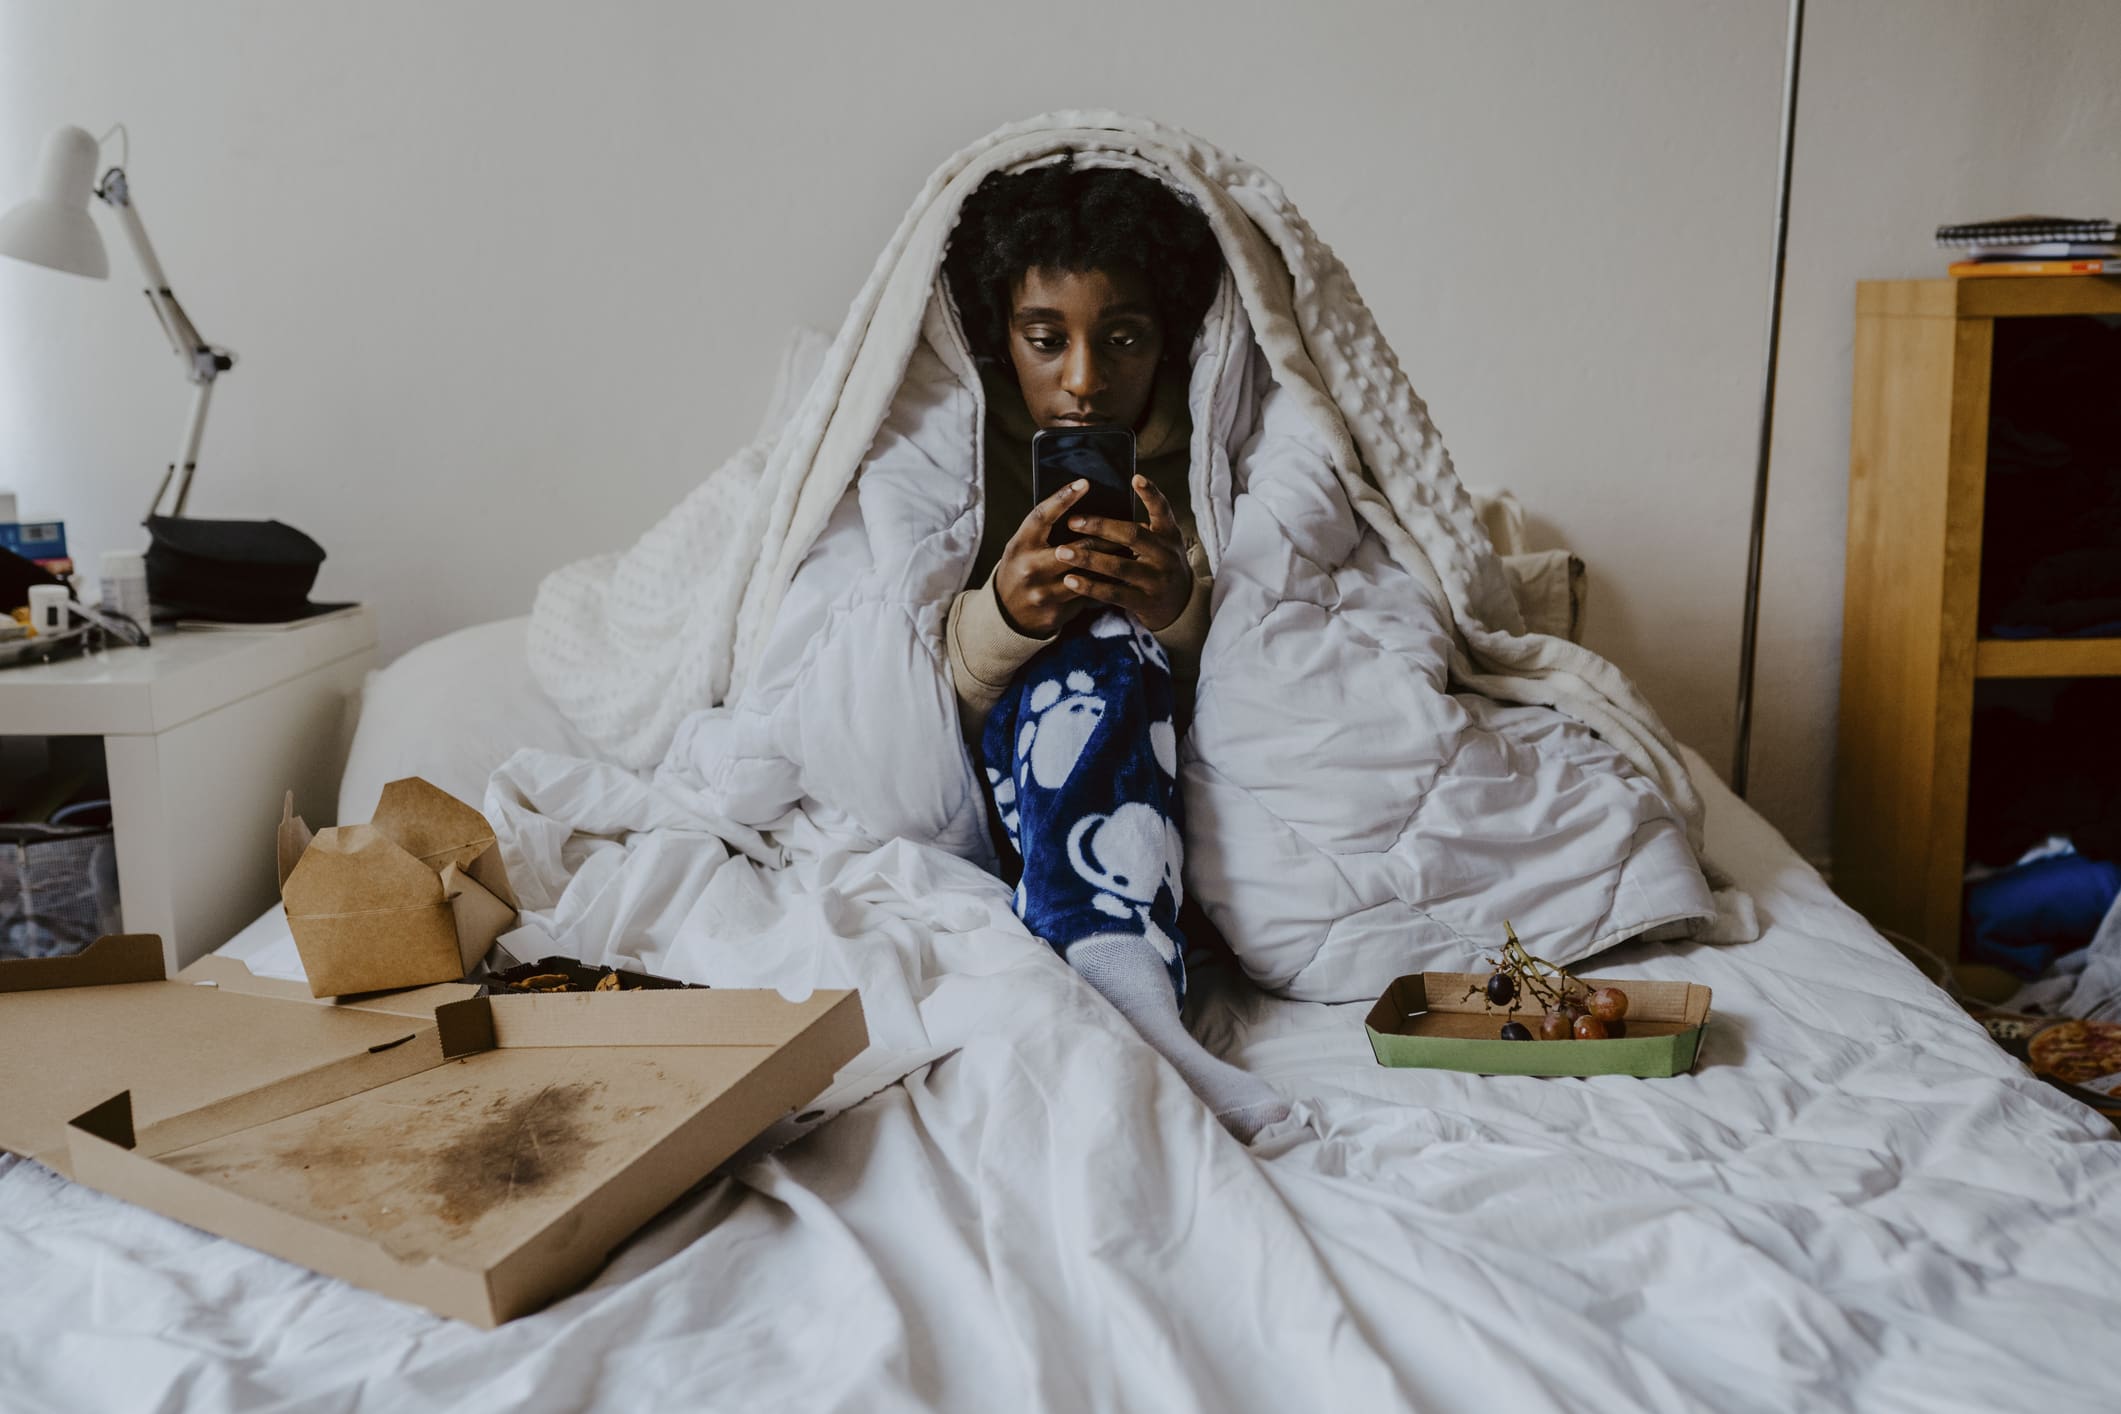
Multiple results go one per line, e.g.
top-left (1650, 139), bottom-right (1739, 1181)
top-left (1973, 637), bottom-right (2121, 679)
top-left (1834, 278), bottom-right (2121, 969)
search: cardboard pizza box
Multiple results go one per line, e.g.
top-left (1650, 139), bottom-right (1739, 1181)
top-left (0, 934), bottom-right (478, 1177)
top-left (277, 777), bottom-right (520, 998)
top-left (62, 986), bottom-right (867, 1326)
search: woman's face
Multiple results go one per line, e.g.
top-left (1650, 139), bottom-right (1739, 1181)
top-left (1005, 265), bottom-right (1165, 430)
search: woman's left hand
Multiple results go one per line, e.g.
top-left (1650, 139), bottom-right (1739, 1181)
top-left (1054, 476), bottom-right (1195, 632)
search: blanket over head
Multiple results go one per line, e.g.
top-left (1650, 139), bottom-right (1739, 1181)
top-left (520, 111), bottom-right (1739, 1002)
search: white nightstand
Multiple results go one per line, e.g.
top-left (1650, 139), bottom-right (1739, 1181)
top-left (0, 608), bottom-right (375, 970)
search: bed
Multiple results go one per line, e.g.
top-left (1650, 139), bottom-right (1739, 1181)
top-left (3, 618), bottom-right (2118, 1413)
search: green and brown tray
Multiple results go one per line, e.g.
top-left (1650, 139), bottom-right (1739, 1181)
top-left (1366, 972), bottom-right (1713, 1078)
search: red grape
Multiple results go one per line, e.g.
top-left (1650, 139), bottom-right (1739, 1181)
top-left (1537, 1012), bottom-right (1572, 1042)
top-left (1573, 1015), bottom-right (1610, 1040)
top-left (1588, 987), bottom-right (1630, 1022)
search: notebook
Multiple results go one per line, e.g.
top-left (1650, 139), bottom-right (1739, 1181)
top-left (1937, 216), bottom-right (2121, 247)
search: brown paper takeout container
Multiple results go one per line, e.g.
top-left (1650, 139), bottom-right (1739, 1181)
top-left (278, 777), bottom-right (520, 998)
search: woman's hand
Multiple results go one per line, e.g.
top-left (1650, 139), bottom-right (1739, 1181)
top-left (993, 479), bottom-right (1093, 637)
top-left (1054, 476), bottom-right (1194, 632)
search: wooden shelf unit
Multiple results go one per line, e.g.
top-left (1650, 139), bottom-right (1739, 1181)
top-left (1834, 277), bottom-right (2121, 965)
top-left (1973, 637), bottom-right (2121, 679)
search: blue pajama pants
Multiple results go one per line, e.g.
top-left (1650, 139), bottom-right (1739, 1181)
top-left (980, 609), bottom-right (1190, 1004)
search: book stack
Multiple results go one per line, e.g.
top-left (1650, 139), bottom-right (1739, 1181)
top-left (0, 522), bottom-right (70, 577)
top-left (1937, 216), bottom-right (2121, 278)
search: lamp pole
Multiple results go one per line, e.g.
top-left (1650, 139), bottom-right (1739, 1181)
top-left (1731, 0), bottom-right (1806, 800)
top-left (95, 161), bottom-right (236, 519)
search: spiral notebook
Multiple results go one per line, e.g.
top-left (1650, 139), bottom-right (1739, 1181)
top-left (1937, 216), bottom-right (2121, 248)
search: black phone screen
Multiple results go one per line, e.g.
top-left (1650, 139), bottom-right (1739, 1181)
top-left (1031, 426), bottom-right (1138, 545)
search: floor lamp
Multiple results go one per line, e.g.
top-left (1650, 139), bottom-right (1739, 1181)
top-left (1731, 0), bottom-right (1806, 800)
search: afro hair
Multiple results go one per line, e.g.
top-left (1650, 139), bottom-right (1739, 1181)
top-left (943, 160), bottom-right (1224, 367)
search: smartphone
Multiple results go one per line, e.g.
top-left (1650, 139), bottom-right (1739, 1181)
top-left (1031, 426), bottom-right (1138, 546)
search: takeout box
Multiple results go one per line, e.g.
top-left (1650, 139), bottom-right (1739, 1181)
top-left (63, 985), bottom-right (866, 1326)
top-left (2, 934), bottom-right (870, 1327)
top-left (1365, 972), bottom-right (1712, 1078)
top-left (277, 777), bottom-right (520, 997)
top-left (0, 934), bottom-right (479, 1177)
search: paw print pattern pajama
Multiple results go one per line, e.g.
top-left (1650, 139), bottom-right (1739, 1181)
top-left (980, 610), bottom-right (1190, 1002)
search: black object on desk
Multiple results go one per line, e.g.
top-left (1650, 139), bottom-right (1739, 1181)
top-left (144, 515), bottom-right (341, 624)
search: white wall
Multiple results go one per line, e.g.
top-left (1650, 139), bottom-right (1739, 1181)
top-left (5, 0), bottom-right (2119, 861)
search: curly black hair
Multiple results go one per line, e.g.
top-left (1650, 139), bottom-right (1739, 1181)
top-left (943, 161), bottom-right (1224, 366)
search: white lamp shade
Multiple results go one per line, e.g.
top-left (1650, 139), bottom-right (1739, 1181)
top-left (0, 125), bottom-right (109, 279)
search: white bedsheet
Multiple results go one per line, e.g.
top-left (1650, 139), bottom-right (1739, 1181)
top-left (4, 748), bottom-right (2118, 1413)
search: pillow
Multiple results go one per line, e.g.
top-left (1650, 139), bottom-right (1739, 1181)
top-left (1471, 489), bottom-right (1587, 641)
top-left (336, 616), bottom-right (590, 822)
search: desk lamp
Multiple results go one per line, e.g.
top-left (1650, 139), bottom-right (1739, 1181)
top-left (0, 124), bottom-right (235, 518)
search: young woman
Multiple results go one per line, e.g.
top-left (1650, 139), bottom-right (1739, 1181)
top-left (943, 163), bottom-right (1289, 1139)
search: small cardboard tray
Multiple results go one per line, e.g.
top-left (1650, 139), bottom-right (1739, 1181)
top-left (1365, 972), bottom-right (1712, 1078)
top-left (62, 986), bottom-right (867, 1327)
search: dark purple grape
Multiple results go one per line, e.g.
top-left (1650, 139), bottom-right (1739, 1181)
top-left (1499, 1021), bottom-right (1533, 1041)
top-left (1486, 972), bottom-right (1518, 1007)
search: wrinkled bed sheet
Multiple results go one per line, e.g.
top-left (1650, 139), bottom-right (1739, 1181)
top-left (2, 749), bottom-right (2117, 1413)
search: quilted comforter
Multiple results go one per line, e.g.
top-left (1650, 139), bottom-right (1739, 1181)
top-left (521, 111), bottom-right (1737, 998)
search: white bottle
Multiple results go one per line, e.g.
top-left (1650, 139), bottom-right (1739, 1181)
top-left (99, 549), bottom-right (151, 628)
top-left (28, 584), bottom-right (69, 635)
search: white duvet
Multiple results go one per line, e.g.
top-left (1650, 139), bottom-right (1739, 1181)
top-left (3, 750), bottom-right (2118, 1413)
top-left (526, 111), bottom-right (1732, 997)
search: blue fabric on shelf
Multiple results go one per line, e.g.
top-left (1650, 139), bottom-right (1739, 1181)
top-left (1964, 852), bottom-right (2121, 978)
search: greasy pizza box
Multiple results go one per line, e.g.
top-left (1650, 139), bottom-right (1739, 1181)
top-left (277, 777), bottom-right (520, 998)
top-left (62, 985), bottom-right (868, 1327)
top-left (0, 933), bottom-right (478, 1177)
top-left (1365, 972), bottom-right (1712, 1078)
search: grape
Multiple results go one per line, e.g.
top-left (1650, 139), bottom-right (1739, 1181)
top-left (1536, 1012), bottom-right (1573, 1042)
top-left (1486, 972), bottom-right (1518, 1007)
top-left (1573, 1015), bottom-right (1610, 1040)
top-left (1606, 1019), bottom-right (1628, 1039)
top-left (1499, 1021), bottom-right (1533, 1041)
top-left (1588, 987), bottom-right (1630, 1022)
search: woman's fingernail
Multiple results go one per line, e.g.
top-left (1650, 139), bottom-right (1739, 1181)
top-left (1070, 518), bottom-right (1086, 530)
top-left (1056, 546), bottom-right (1074, 561)
top-left (1065, 576), bottom-right (1082, 589)
top-left (1074, 479), bottom-right (1088, 491)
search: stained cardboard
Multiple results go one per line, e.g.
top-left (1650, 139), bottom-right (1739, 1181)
top-left (278, 778), bottom-right (521, 997)
top-left (1365, 972), bottom-right (1713, 1078)
top-left (0, 934), bottom-right (479, 1176)
top-left (63, 986), bottom-right (869, 1326)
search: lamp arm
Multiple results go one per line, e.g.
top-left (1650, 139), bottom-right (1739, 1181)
top-left (97, 166), bottom-right (234, 516)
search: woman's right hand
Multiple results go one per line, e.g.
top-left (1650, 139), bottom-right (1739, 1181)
top-left (992, 479), bottom-right (1091, 637)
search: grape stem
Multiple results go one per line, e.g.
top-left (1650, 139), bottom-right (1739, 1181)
top-left (1471, 922), bottom-right (1590, 1018)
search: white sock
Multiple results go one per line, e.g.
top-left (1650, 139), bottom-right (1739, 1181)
top-left (1066, 933), bottom-right (1291, 1142)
